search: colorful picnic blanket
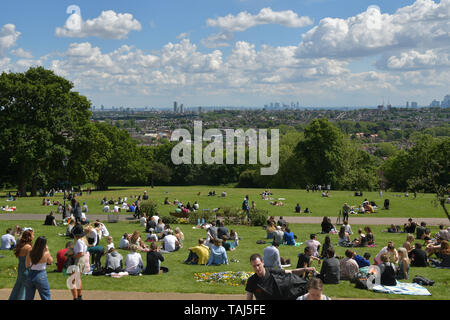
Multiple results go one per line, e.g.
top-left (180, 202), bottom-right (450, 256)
top-left (371, 281), bottom-right (431, 296)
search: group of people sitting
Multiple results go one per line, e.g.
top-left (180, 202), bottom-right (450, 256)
top-left (164, 198), bottom-right (200, 214)
top-left (266, 216), bottom-right (299, 246)
top-left (337, 222), bottom-right (375, 247)
top-left (184, 220), bottom-right (239, 266)
top-left (41, 198), bottom-right (60, 206)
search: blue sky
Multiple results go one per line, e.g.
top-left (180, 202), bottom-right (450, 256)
top-left (1, 0), bottom-right (449, 108)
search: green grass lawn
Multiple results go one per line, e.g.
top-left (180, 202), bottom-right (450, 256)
top-left (0, 220), bottom-right (449, 299)
top-left (1, 186), bottom-right (446, 219)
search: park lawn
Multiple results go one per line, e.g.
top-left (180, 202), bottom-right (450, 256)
top-left (0, 220), bottom-right (449, 300)
top-left (1, 186), bottom-right (446, 219)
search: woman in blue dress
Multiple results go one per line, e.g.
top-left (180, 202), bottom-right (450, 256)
top-left (9, 230), bottom-right (34, 300)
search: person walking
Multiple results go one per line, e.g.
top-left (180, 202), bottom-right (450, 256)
top-left (25, 236), bottom-right (53, 300)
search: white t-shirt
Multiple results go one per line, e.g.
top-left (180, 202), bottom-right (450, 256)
top-left (106, 243), bottom-right (115, 252)
top-left (88, 229), bottom-right (98, 246)
top-left (125, 252), bottom-right (143, 274)
top-left (344, 224), bottom-right (353, 235)
top-left (152, 215), bottom-right (160, 223)
top-left (119, 238), bottom-right (129, 249)
top-left (163, 234), bottom-right (177, 252)
top-left (74, 239), bottom-right (87, 255)
top-left (101, 225), bottom-right (109, 237)
top-left (103, 205), bottom-right (110, 212)
top-left (140, 217), bottom-right (147, 227)
top-left (304, 239), bottom-right (321, 257)
top-left (1, 234), bottom-right (16, 250)
top-left (114, 205), bottom-right (120, 213)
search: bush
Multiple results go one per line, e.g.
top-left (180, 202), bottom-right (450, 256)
top-left (249, 208), bottom-right (268, 226)
top-left (188, 210), bottom-right (217, 225)
top-left (162, 216), bottom-right (178, 224)
top-left (140, 200), bottom-right (158, 217)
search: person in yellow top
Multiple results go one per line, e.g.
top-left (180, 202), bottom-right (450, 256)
top-left (184, 238), bottom-right (210, 265)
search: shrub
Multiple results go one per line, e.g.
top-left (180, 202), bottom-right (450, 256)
top-left (140, 200), bottom-right (158, 217)
top-left (162, 216), bottom-right (178, 224)
top-left (249, 208), bottom-right (268, 226)
top-left (188, 210), bottom-right (217, 225)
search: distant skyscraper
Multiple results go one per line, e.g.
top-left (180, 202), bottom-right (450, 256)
top-left (442, 95), bottom-right (450, 108)
top-left (406, 101), bottom-right (409, 108)
top-left (180, 104), bottom-right (184, 113)
top-left (174, 101), bottom-right (178, 113)
top-left (411, 102), bottom-right (418, 108)
top-left (430, 99), bottom-right (440, 107)
top-left (198, 106), bottom-right (202, 113)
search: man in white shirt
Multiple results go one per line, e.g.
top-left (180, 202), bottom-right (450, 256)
top-left (163, 230), bottom-right (180, 252)
top-left (1, 228), bottom-right (16, 250)
top-left (305, 234), bottom-right (321, 258)
top-left (103, 205), bottom-right (110, 213)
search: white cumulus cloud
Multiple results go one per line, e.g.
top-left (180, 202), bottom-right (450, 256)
top-left (55, 10), bottom-right (142, 40)
top-left (206, 7), bottom-right (313, 32)
top-left (296, 0), bottom-right (450, 59)
top-left (0, 24), bottom-right (21, 57)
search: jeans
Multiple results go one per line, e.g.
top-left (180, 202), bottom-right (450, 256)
top-left (25, 270), bottom-right (51, 300)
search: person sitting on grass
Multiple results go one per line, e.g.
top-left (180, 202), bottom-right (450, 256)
top-left (318, 248), bottom-right (340, 284)
top-left (396, 247), bottom-right (410, 280)
top-left (245, 253), bottom-right (316, 300)
top-left (230, 229), bottom-right (239, 247)
top-left (125, 244), bottom-right (144, 275)
top-left (354, 252), bottom-right (371, 268)
top-left (416, 222), bottom-right (429, 240)
top-left (339, 249), bottom-right (359, 281)
top-left (174, 227), bottom-right (184, 248)
top-left (266, 222), bottom-right (276, 239)
top-left (56, 241), bottom-right (73, 273)
top-left (105, 248), bottom-right (123, 273)
top-left (119, 233), bottom-right (130, 250)
top-left (409, 243), bottom-right (429, 267)
top-left (295, 203), bottom-right (301, 213)
top-left (273, 226), bottom-right (284, 245)
top-left (374, 241), bottom-right (399, 265)
top-left (352, 229), bottom-right (368, 247)
top-left (429, 240), bottom-right (450, 268)
top-left (283, 228), bottom-right (296, 246)
top-left (130, 230), bottom-right (148, 252)
top-left (155, 219), bottom-right (165, 234)
top-left (321, 216), bottom-right (334, 234)
top-left (379, 253), bottom-right (397, 286)
top-left (162, 229), bottom-right (180, 252)
top-left (343, 220), bottom-right (353, 235)
top-left (1, 228), bottom-right (17, 250)
top-left (297, 247), bottom-right (321, 275)
top-left (320, 236), bottom-right (333, 259)
top-left (43, 211), bottom-right (57, 226)
top-left (207, 239), bottom-right (228, 266)
top-left (338, 226), bottom-right (351, 247)
top-left (184, 238), bottom-right (210, 265)
top-left (222, 235), bottom-right (236, 251)
top-left (296, 278), bottom-right (331, 300)
top-left (263, 240), bottom-right (283, 269)
top-left (403, 234), bottom-right (415, 253)
top-left (146, 229), bottom-right (158, 242)
top-left (144, 242), bottom-right (168, 275)
top-left (364, 226), bottom-right (375, 246)
top-left (305, 234), bottom-right (321, 258)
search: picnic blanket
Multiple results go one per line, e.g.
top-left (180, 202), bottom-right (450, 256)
top-left (371, 281), bottom-right (431, 296)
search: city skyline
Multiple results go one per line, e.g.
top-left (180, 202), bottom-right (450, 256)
top-left (1, 0), bottom-right (450, 107)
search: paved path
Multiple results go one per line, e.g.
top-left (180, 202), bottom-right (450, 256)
top-left (0, 213), bottom-right (447, 225)
top-left (0, 289), bottom-right (244, 300)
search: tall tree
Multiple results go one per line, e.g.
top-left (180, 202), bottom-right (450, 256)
top-left (294, 118), bottom-right (346, 187)
top-left (0, 67), bottom-right (91, 195)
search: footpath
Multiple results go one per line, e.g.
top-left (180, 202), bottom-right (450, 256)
top-left (0, 213), bottom-right (448, 226)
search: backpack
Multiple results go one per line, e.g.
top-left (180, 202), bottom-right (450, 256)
top-left (413, 276), bottom-right (434, 286)
top-left (352, 272), bottom-right (369, 290)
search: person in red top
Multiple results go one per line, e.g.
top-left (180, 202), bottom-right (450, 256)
top-left (56, 242), bottom-right (73, 272)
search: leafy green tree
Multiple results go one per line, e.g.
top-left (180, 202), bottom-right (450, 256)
top-left (294, 118), bottom-right (346, 187)
top-left (0, 67), bottom-right (91, 195)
